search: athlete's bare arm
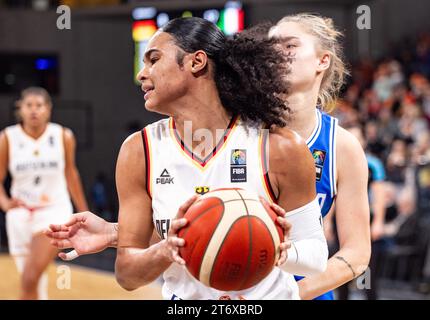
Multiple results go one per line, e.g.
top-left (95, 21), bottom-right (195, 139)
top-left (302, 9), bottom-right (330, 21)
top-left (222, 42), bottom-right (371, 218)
top-left (298, 127), bottom-right (371, 299)
top-left (114, 132), bottom-right (198, 290)
top-left (0, 131), bottom-right (9, 211)
top-left (0, 131), bottom-right (23, 212)
top-left (269, 128), bottom-right (328, 276)
top-left (63, 128), bottom-right (88, 212)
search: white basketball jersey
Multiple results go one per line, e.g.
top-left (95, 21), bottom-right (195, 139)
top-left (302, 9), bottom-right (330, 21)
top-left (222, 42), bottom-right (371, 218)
top-left (5, 123), bottom-right (71, 208)
top-left (143, 117), bottom-right (300, 300)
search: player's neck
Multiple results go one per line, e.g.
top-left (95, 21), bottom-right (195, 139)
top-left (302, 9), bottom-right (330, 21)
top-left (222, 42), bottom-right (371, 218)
top-left (171, 90), bottom-right (232, 157)
top-left (284, 91), bottom-right (319, 141)
top-left (20, 123), bottom-right (48, 140)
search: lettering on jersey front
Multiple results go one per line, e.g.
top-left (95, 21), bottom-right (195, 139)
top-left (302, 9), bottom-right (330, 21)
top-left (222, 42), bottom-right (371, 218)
top-left (34, 176), bottom-right (41, 185)
top-left (195, 186), bottom-right (210, 195)
top-left (312, 149), bottom-right (326, 181)
top-left (317, 192), bottom-right (327, 209)
top-left (156, 168), bottom-right (174, 184)
top-left (15, 161), bottom-right (59, 172)
top-left (155, 219), bottom-right (171, 239)
top-left (230, 149), bottom-right (247, 182)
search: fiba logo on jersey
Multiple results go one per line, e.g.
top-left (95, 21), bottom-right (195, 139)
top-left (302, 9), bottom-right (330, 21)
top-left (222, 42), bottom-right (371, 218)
top-left (312, 149), bottom-right (326, 181)
top-left (231, 149), bottom-right (247, 182)
top-left (156, 168), bottom-right (174, 184)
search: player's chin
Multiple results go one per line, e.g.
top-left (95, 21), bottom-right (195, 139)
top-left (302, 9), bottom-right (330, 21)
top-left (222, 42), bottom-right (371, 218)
top-left (143, 99), bottom-right (158, 112)
top-left (144, 100), bottom-right (168, 115)
top-left (28, 118), bottom-right (45, 128)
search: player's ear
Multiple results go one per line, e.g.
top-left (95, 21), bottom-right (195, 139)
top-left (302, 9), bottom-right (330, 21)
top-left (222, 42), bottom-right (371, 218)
top-left (317, 52), bottom-right (330, 72)
top-left (190, 50), bottom-right (208, 74)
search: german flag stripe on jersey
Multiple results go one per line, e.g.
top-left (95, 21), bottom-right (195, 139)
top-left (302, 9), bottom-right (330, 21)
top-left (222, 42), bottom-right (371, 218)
top-left (141, 127), bottom-right (152, 198)
top-left (168, 116), bottom-right (239, 171)
top-left (259, 128), bottom-right (277, 203)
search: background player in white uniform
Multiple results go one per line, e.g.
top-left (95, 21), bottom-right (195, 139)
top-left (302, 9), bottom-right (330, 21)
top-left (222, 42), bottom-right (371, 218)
top-left (0, 87), bottom-right (88, 299)
top-left (268, 14), bottom-right (371, 299)
top-left (46, 17), bottom-right (328, 299)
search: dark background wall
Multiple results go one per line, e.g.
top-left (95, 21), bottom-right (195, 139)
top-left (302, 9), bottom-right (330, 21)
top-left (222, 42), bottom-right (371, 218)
top-left (0, 8), bottom-right (163, 207)
top-left (1, 0), bottom-right (430, 211)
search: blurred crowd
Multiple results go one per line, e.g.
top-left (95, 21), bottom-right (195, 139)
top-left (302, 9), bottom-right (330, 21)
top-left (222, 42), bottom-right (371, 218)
top-left (336, 32), bottom-right (430, 216)
top-left (332, 32), bottom-right (430, 293)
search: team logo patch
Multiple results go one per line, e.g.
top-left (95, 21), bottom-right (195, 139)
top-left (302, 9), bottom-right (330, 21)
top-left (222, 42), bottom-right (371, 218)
top-left (312, 149), bottom-right (326, 181)
top-left (231, 149), bottom-right (246, 165)
top-left (230, 149), bottom-right (247, 182)
top-left (195, 186), bottom-right (210, 195)
top-left (156, 168), bottom-right (174, 184)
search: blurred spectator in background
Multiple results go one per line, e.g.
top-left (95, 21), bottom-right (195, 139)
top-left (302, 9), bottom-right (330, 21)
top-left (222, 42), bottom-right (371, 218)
top-left (332, 31), bottom-right (430, 297)
top-left (372, 60), bottom-right (404, 104)
top-left (364, 120), bottom-right (386, 158)
top-left (383, 137), bottom-right (416, 237)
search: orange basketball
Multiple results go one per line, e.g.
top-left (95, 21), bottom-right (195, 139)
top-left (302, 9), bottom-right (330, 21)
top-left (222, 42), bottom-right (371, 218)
top-left (178, 188), bottom-right (283, 291)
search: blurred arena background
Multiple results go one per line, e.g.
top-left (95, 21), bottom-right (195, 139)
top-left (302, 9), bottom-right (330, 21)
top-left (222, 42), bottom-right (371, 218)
top-left (1, 0), bottom-right (430, 300)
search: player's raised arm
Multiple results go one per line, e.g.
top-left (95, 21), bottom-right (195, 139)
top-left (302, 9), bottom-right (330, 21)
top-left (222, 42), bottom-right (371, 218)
top-left (269, 128), bottom-right (328, 276)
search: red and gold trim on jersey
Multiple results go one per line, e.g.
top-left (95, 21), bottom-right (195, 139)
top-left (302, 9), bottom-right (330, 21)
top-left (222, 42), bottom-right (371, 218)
top-left (168, 116), bottom-right (239, 171)
top-left (141, 127), bottom-right (153, 198)
top-left (259, 128), bottom-right (278, 203)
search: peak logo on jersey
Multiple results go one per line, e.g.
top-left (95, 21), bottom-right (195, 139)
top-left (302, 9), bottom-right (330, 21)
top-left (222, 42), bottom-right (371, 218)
top-left (231, 149), bottom-right (247, 182)
top-left (156, 169), bottom-right (174, 184)
top-left (312, 149), bottom-right (326, 181)
top-left (195, 186), bottom-right (210, 195)
top-left (49, 136), bottom-right (55, 147)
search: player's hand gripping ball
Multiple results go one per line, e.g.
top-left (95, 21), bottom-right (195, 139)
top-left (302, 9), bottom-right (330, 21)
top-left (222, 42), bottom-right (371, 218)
top-left (178, 188), bottom-right (283, 291)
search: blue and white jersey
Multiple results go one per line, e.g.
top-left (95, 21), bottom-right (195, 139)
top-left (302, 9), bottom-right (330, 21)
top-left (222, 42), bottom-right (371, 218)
top-left (306, 109), bottom-right (338, 218)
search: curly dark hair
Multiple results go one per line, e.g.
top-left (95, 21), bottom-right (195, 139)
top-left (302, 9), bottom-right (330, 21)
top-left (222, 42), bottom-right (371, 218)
top-left (161, 17), bottom-right (291, 127)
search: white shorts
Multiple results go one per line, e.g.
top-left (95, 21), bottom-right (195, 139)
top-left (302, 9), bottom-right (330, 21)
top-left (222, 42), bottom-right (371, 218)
top-left (6, 202), bottom-right (73, 256)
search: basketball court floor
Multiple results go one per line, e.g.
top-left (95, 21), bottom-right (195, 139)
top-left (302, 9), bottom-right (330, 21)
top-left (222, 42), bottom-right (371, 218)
top-left (0, 254), bottom-right (162, 299)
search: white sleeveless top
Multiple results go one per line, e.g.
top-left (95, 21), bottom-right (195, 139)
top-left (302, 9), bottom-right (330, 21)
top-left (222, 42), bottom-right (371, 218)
top-left (5, 123), bottom-right (71, 208)
top-left (143, 117), bottom-right (300, 300)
